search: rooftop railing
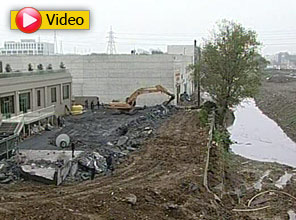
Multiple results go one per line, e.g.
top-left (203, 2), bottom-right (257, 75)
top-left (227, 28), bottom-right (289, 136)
top-left (0, 69), bottom-right (67, 79)
top-left (3, 105), bottom-right (55, 124)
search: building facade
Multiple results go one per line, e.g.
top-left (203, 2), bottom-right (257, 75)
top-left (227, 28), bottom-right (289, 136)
top-left (0, 70), bottom-right (71, 156)
top-left (0, 54), bottom-right (193, 106)
top-left (0, 69), bottom-right (72, 121)
top-left (0, 39), bottom-right (54, 56)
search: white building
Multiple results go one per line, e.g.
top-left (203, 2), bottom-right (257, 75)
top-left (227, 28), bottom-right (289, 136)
top-left (0, 39), bottom-right (54, 56)
top-left (0, 54), bottom-right (194, 106)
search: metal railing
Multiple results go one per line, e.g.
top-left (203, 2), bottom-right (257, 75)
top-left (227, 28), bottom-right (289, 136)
top-left (0, 69), bottom-right (67, 79)
top-left (0, 134), bottom-right (18, 158)
top-left (3, 105), bottom-right (55, 124)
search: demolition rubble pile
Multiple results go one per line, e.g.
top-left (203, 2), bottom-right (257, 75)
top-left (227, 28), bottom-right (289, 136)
top-left (0, 158), bottom-right (19, 184)
top-left (55, 104), bottom-right (176, 157)
top-left (0, 105), bottom-right (176, 185)
top-left (64, 104), bottom-right (177, 183)
top-left (67, 151), bottom-right (107, 182)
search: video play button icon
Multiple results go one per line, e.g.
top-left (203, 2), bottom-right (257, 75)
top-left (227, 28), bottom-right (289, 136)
top-left (15, 7), bottom-right (42, 33)
top-left (23, 13), bottom-right (37, 28)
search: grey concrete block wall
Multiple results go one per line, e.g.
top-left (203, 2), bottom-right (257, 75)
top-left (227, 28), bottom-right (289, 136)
top-left (0, 54), bottom-right (193, 106)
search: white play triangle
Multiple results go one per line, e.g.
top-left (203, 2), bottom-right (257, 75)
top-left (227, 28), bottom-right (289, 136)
top-left (23, 13), bottom-right (37, 28)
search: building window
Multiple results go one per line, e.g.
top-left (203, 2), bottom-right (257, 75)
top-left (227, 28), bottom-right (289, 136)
top-left (51, 87), bottom-right (57, 103)
top-left (37, 90), bottom-right (41, 107)
top-left (19, 92), bottom-right (31, 113)
top-left (0, 96), bottom-right (15, 117)
top-left (63, 85), bottom-right (70, 100)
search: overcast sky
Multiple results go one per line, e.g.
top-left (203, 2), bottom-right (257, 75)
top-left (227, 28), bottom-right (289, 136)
top-left (2, 0), bottom-right (296, 55)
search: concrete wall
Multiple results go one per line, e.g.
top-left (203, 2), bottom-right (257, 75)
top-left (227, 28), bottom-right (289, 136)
top-left (167, 45), bottom-right (195, 57)
top-left (0, 70), bottom-right (72, 116)
top-left (0, 54), bottom-right (193, 106)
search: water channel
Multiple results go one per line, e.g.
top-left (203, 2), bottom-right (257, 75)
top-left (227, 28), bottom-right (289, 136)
top-left (228, 98), bottom-right (296, 168)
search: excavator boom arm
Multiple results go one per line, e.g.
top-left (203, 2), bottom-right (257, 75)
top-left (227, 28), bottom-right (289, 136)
top-left (109, 85), bottom-right (175, 111)
top-left (126, 85), bottom-right (175, 106)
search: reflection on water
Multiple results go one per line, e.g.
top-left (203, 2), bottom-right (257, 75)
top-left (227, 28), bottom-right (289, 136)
top-left (228, 99), bottom-right (296, 168)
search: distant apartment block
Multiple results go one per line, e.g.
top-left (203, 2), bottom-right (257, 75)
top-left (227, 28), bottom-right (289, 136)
top-left (0, 39), bottom-right (54, 56)
top-left (267, 52), bottom-right (296, 69)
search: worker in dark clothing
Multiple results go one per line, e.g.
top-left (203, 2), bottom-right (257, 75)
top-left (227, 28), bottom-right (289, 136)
top-left (91, 101), bottom-right (95, 112)
top-left (97, 97), bottom-right (100, 109)
top-left (90, 167), bottom-right (96, 180)
top-left (71, 142), bottom-right (75, 158)
top-left (57, 116), bottom-right (61, 128)
top-left (106, 154), bottom-right (114, 174)
top-left (85, 100), bottom-right (89, 109)
top-left (90, 156), bottom-right (96, 180)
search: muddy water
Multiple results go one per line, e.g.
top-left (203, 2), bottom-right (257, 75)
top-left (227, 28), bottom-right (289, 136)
top-left (228, 99), bottom-right (296, 168)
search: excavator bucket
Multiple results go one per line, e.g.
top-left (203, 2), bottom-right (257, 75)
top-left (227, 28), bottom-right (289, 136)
top-left (162, 94), bottom-right (175, 106)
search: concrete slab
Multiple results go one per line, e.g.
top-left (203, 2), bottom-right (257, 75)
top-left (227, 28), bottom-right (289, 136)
top-left (19, 150), bottom-right (83, 163)
top-left (19, 150), bottom-right (83, 185)
top-left (21, 165), bottom-right (56, 181)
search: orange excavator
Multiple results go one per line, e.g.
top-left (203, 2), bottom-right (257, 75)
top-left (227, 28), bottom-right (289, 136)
top-left (108, 85), bottom-right (175, 111)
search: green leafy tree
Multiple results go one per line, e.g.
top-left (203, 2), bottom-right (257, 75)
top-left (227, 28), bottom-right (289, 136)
top-left (202, 20), bottom-right (262, 125)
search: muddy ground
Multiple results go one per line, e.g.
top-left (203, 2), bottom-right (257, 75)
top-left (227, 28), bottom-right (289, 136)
top-left (256, 70), bottom-right (296, 142)
top-left (0, 109), bottom-right (295, 219)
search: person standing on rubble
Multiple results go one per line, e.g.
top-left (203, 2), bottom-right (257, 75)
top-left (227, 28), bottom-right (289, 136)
top-left (57, 116), bottom-right (61, 127)
top-left (90, 156), bottom-right (96, 180)
top-left (71, 142), bottom-right (75, 158)
top-left (85, 100), bottom-right (89, 109)
top-left (97, 97), bottom-right (100, 109)
top-left (106, 154), bottom-right (114, 174)
top-left (91, 101), bottom-right (95, 112)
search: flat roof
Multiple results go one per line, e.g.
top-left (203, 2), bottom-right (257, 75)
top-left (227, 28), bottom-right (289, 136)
top-left (0, 69), bottom-right (68, 79)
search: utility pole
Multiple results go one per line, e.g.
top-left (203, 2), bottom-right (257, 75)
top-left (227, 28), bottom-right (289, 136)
top-left (54, 31), bottom-right (58, 54)
top-left (60, 41), bottom-right (63, 54)
top-left (106, 26), bottom-right (116, 54)
top-left (194, 40), bottom-right (201, 107)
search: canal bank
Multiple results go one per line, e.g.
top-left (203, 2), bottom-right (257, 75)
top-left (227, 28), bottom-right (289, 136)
top-left (224, 97), bottom-right (296, 219)
top-left (229, 98), bottom-right (296, 168)
top-left (256, 73), bottom-right (296, 144)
